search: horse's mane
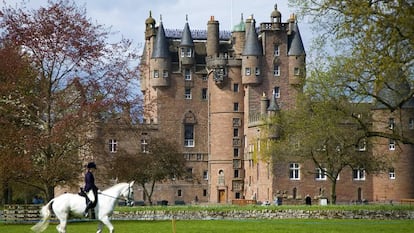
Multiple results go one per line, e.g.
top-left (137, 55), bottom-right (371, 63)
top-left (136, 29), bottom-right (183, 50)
top-left (102, 182), bottom-right (129, 193)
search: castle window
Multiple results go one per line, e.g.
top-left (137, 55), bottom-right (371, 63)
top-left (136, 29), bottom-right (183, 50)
top-left (163, 70), bottom-right (168, 78)
top-left (389, 118), bottom-right (395, 130)
top-left (184, 88), bottom-right (192, 99)
top-left (233, 83), bottom-right (239, 92)
top-left (274, 87), bottom-right (280, 98)
top-left (273, 65), bottom-right (280, 76)
top-left (203, 170), bottom-right (208, 180)
top-left (409, 118), bottom-right (414, 129)
top-left (315, 167), bottom-right (327, 180)
top-left (233, 147), bottom-right (239, 157)
top-left (141, 139), bottom-right (148, 153)
top-left (202, 88), bottom-right (208, 100)
top-left (274, 44), bottom-right (280, 56)
top-left (245, 67), bottom-right (251, 76)
top-left (294, 67), bottom-right (300, 75)
top-left (109, 139), bottom-right (117, 153)
top-left (357, 139), bottom-right (367, 151)
top-left (353, 168), bottom-right (365, 180)
top-left (389, 139), bottom-right (395, 150)
top-left (234, 169), bottom-right (239, 178)
top-left (255, 67), bottom-right (260, 76)
top-left (233, 128), bottom-right (239, 137)
top-left (289, 163), bottom-right (300, 180)
top-left (177, 189), bottom-right (182, 197)
top-left (184, 69), bottom-right (191, 80)
top-left (218, 170), bottom-right (225, 185)
top-left (181, 47), bottom-right (192, 57)
top-left (184, 124), bottom-right (194, 147)
top-left (153, 70), bottom-right (159, 78)
top-left (233, 102), bottom-right (239, 111)
top-left (389, 168), bottom-right (395, 179)
top-left (202, 74), bottom-right (208, 81)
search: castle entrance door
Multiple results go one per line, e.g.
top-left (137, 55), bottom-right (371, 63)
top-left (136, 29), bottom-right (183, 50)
top-left (218, 190), bottom-right (226, 203)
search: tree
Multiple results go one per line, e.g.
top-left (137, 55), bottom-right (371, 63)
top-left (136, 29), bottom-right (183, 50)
top-left (0, 44), bottom-right (36, 204)
top-left (263, 96), bottom-right (391, 204)
top-left (289, 0), bottom-right (414, 144)
top-left (0, 0), bottom-right (140, 201)
top-left (112, 137), bottom-right (186, 205)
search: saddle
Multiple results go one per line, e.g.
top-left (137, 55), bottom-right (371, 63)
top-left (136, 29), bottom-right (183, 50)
top-left (79, 188), bottom-right (97, 207)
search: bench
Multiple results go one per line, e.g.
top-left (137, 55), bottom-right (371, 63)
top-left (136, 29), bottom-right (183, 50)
top-left (232, 199), bottom-right (257, 206)
top-left (400, 199), bottom-right (414, 205)
top-left (174, 200), bottom-right (185, 205)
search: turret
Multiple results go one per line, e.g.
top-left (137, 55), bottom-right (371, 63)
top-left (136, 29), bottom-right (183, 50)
top-left (145, 11), bottom-right (156, 39)
top-left (232, 14), bottom-right (246, 57)
top-left (287, 14), bottom-right (306, 86)
top-left (242, 17), bottom-right (263, 85)
top-left (270, 4), bottom-right (282, 30)
top-left (206, 16), bottom-right (219, 58)
top-left (179, 16), bottom-right (195, 67)
top-left (150, 20), bottom-right (171, 87)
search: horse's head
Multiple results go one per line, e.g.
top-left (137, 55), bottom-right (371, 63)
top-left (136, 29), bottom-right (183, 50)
top-left (120, 181), bottom-right (135, 204)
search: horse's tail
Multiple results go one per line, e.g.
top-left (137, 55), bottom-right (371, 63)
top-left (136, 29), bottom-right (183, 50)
top-left (31, 199), bottom-right (53, 233)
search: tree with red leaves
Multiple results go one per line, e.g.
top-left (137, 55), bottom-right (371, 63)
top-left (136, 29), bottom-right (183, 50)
top-left (0, 0), bottom-right (141, 201)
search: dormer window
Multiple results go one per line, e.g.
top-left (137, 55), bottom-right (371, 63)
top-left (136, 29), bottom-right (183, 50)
top-left (181, 47), bottom-right (192, 57)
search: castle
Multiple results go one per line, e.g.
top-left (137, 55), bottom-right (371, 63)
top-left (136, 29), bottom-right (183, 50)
top-left (121, 3), bottom-right (414, 204)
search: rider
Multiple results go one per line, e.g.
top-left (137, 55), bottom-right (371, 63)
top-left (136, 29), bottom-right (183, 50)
top-left (83, 162), bottom-right (98, 217)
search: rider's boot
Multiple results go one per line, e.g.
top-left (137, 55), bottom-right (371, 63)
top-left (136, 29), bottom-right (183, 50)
top-left (84, 197), bottom-right (92, 217)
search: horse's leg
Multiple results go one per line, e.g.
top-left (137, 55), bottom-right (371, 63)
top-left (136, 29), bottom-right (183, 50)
top-left (96, 221), bottom-right (103, 233)
top-left (99, 216), bottom-right (114, 233)
top-left (56, 219), bottom-right (67, 233)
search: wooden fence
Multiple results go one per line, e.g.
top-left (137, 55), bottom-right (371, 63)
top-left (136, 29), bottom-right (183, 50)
top-left (2, 204), bottom-right (41, 223)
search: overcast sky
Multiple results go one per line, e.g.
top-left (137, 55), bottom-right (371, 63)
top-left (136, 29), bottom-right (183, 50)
top-left (4, 0), bottom-right (313, 52)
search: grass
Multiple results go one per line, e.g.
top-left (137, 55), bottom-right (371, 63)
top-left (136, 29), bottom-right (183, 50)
top-left (1, 219), bottom-right (413, 233)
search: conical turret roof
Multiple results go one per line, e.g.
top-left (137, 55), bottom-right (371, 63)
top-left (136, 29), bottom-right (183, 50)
top-left (151, 22), bottom-right (170, 58)
top-left (180, 22), bottom-right (194, 47)
top-left (243, 18), bottom-right (262, 56)
top-left (267, 91), bottom-right (280, 111)
top-left (288, 22), bottom-right (306, 56)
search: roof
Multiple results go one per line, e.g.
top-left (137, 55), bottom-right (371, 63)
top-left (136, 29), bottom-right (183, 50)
top-left (180, 22), bottom-right (194, 46)
top-left (288, 22), bottom-right (306, 56)
top-left (151, 22), bottom-right (170, 58)
top-left (242, 19), bottom-right (263, 56)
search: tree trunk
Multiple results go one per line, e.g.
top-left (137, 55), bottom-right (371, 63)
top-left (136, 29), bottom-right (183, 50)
top-left (330, 179), bottom-right (337, 204)
top-left (45, 184), bottom-right (55, 201)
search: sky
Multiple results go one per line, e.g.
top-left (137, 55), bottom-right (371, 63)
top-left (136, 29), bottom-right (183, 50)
top-left (4, 0), bottom-right (313, 53)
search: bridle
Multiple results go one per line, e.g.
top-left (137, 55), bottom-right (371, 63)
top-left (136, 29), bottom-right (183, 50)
top-left (98, 184), bottom-right (134, 205)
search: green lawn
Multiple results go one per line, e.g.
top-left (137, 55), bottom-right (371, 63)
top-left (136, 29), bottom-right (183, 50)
top-left (1, 219), bottom-right (412, 233)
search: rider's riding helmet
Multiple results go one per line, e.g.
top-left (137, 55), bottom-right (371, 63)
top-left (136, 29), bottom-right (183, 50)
top-left (87, 162), bottom-right (97, 169)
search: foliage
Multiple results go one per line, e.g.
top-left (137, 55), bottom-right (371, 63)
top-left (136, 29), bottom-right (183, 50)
top-left (289, 0), bottom-right (414, 144)
top-left (262, 95), bottom-right (391, 204)
top-left (0, 0), bottom-right (140, 201)
top-left (112, 137), bottom-right (186, 205)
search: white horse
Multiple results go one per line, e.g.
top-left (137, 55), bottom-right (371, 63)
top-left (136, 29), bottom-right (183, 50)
top-left (31, 181), bottom-right (134, 233)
